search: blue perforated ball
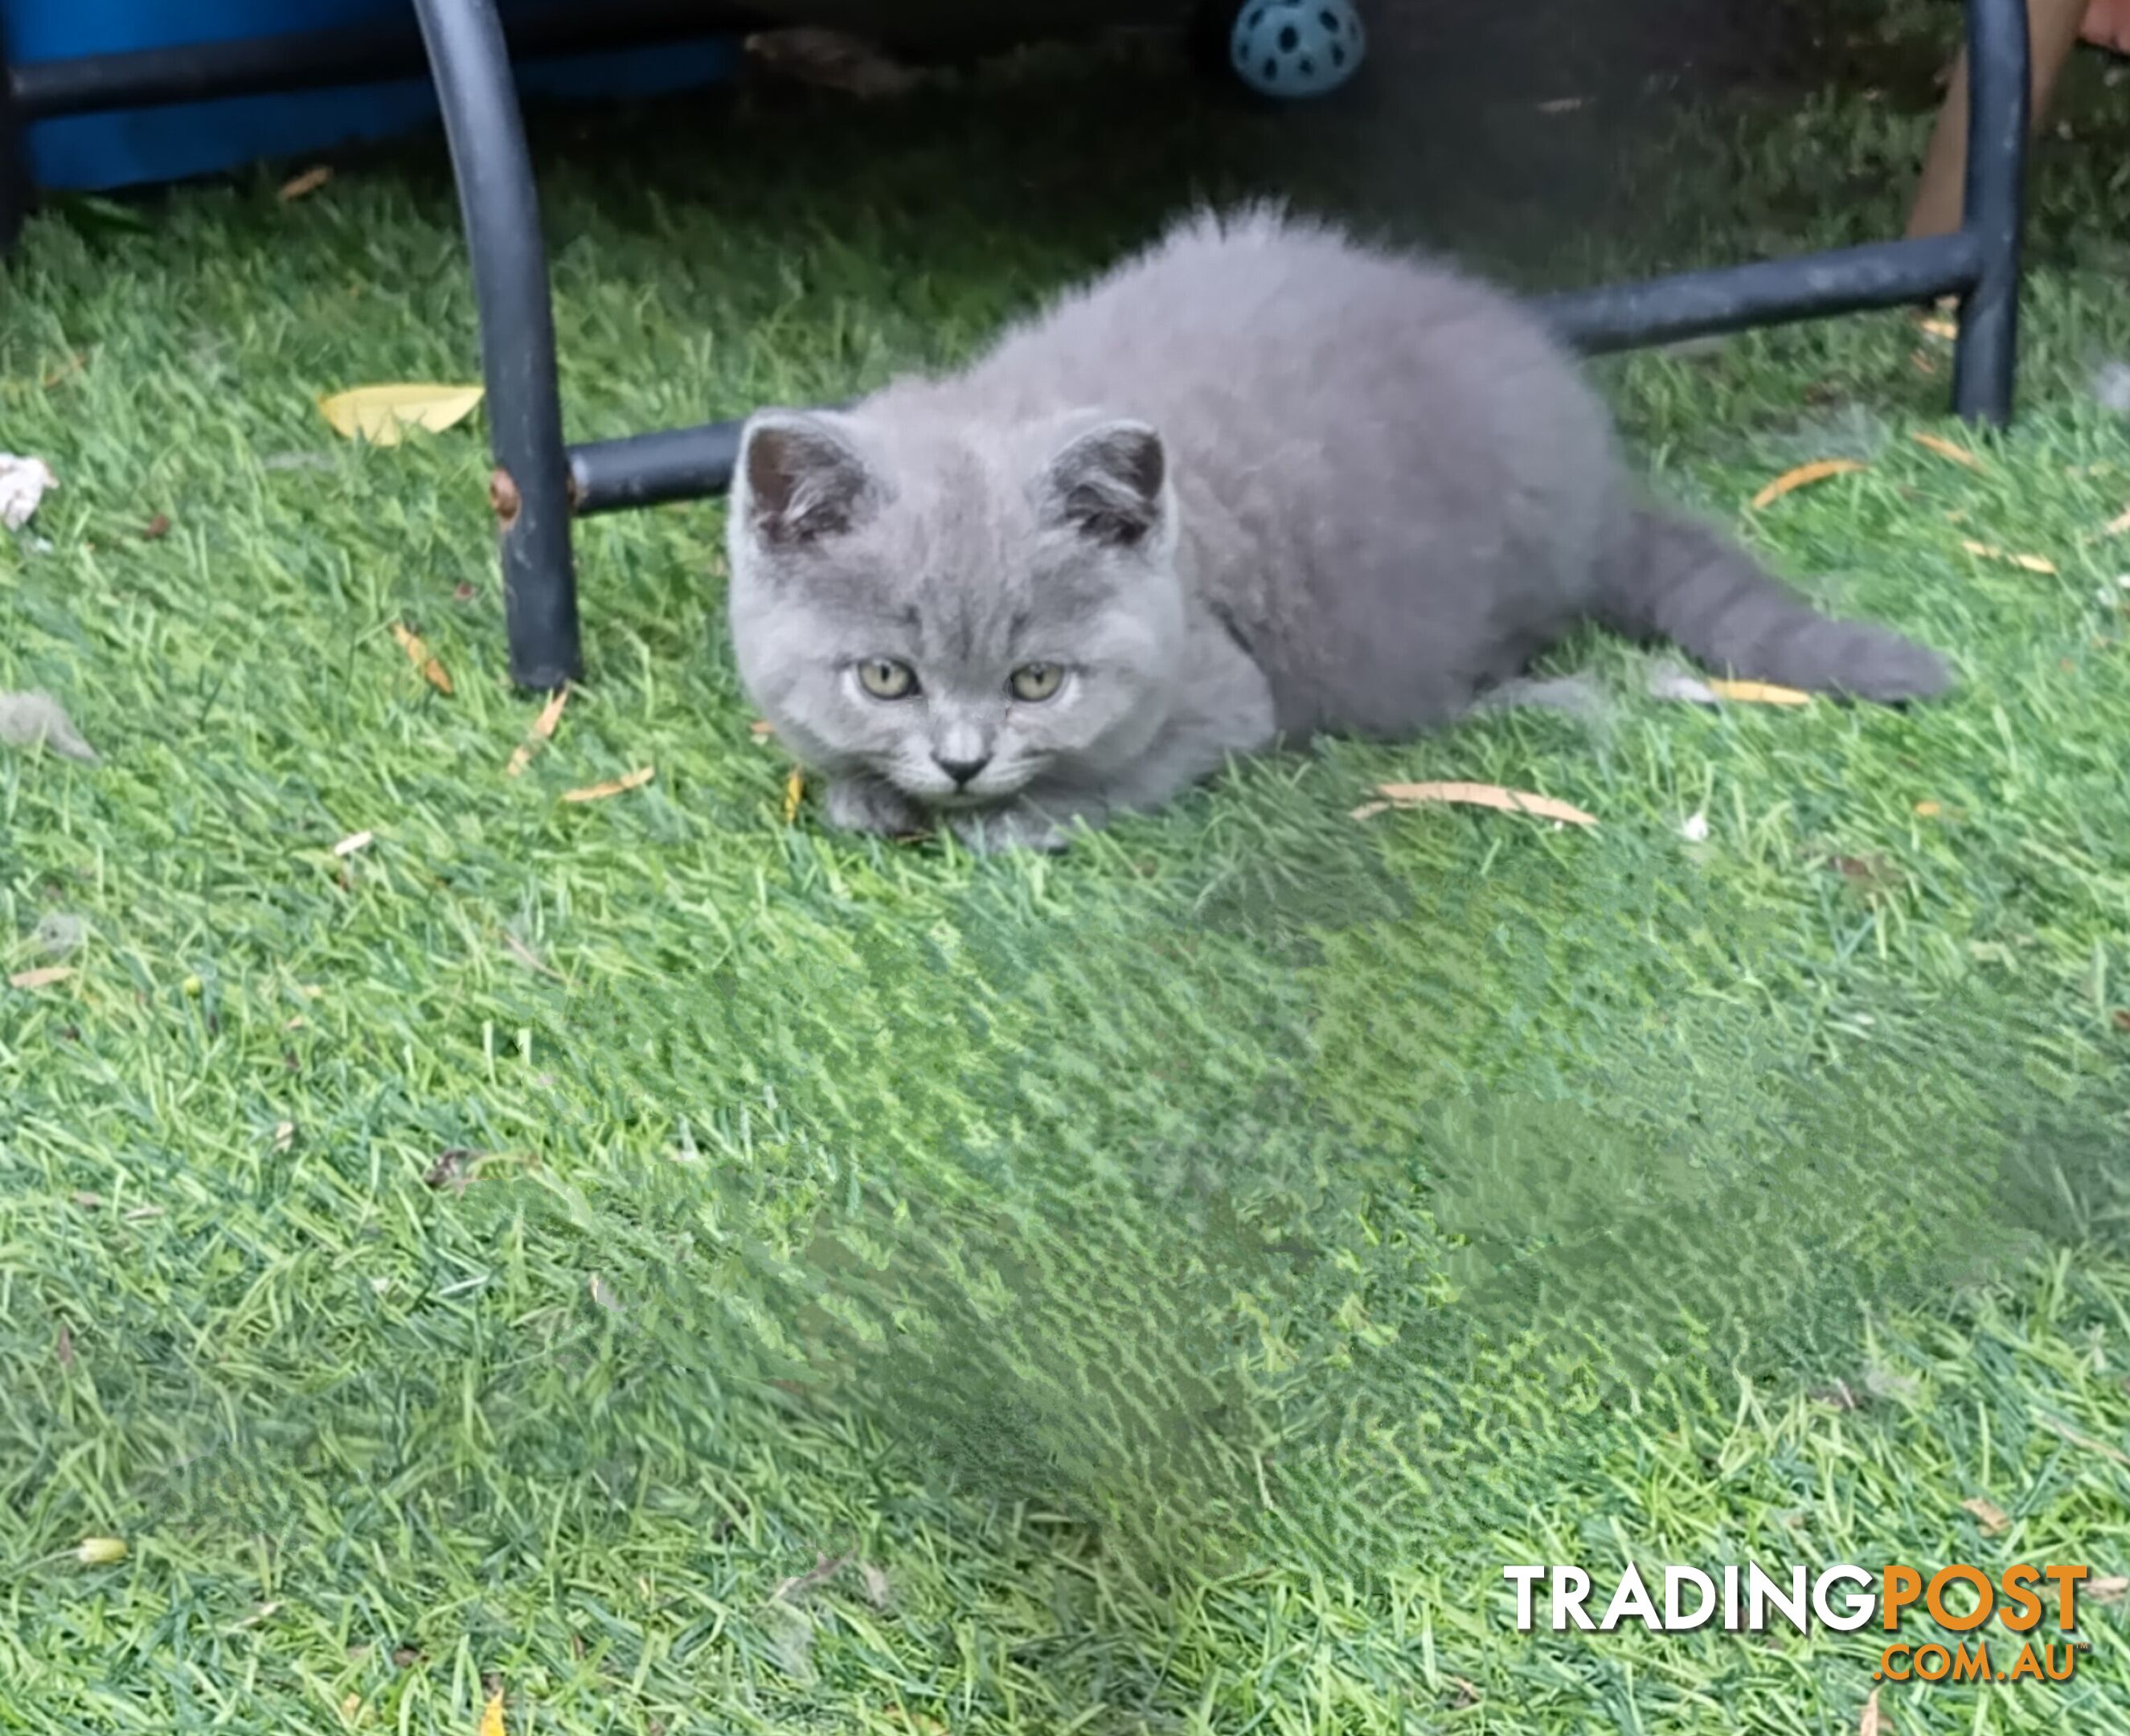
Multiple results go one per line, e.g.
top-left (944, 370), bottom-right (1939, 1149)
top-left (1231, 0), bottom-right (1366, 99)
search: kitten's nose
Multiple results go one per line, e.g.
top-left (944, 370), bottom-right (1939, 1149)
top-left (933, 752), bottom-right (991, 788)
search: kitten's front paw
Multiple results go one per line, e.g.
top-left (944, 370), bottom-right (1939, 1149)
top-left (947, 795), bottom-right (1112, 854)
top-left (824, 775), bottom-right (930, 838)
top-left (946, 807), bottom-right (1071, 854)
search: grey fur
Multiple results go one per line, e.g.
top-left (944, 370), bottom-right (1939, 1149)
top-left (726, 207), bottom-right (1951, 850)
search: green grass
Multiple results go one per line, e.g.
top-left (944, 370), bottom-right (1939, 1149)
top-left (7, 17), bottom-right (2130, 1733)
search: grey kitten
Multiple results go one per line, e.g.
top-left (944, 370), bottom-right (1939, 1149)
top-left (725, 207), bottom-right (1951, 852)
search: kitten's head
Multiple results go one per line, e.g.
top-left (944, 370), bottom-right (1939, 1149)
top-left (725, 403), bottom-right (1187, 810)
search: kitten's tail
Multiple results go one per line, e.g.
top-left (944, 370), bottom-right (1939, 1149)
top-left (1595, 507), bottom-right (1952, 702)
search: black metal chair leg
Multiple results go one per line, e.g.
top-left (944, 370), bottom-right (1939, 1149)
top-left (412, 0), bottom-right (581, 690)
top-left (0, 41), bottom-right (31, 252)
top-left (1952, 0), bottom-right (2030, 428)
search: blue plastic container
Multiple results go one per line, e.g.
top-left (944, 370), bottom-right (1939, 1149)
top-left (2, 1), bottom-right (742, 193)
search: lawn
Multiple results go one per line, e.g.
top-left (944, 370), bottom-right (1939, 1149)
top-left (6, 7), bottom-right (2130, 1732)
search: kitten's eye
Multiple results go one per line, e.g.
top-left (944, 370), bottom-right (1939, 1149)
top-left (1009, 662), bottom-right (1064, 702)
top-left (856, 657), bottom-right (919, 700)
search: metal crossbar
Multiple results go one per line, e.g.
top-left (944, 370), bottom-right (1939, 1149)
top-left (0, 1), bottom-right (2031, 691)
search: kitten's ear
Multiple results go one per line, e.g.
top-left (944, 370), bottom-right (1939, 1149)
top-left (736, 411), bottom-right (878, 547)
top-left (1040, 420), bottom-right (1168, 548)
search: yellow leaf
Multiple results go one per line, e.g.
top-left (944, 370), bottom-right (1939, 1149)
top-left (1960, 539), bottom-right (2058, 574)
top-left (1750, 458), bottom-right (1866, 510)
top-left (783, 767), bottom-right (806, 823)
top-left (1706, 678), bottom-right (1813, 706)
top-left (506, 685), bottom-right (571, 777)
top-left (560, 766), bottom-right (653, 805)
top-left (1962, 1496), bottom-right (2010, 1535)
top-left (341, 1690), bottom-right (364, 1726)
top-left (9, 964), bottom-right (74, 990)
top-left (318, 383), bottom-right (484, 447)
top-left (1911, 431), bottom-right (1985, 471)
top-left (391, 624), bottom-right (454, 695)
top-left (280, 165), bottom-right (333, 201)
top-left (76, 1535), bottom-right (128, 1566)
top-left (1917, 316), bottom-right (1960, 342)
top-left (477, 1689), bottom-right (506, 1736)
top-left (1914, 800), bottom-right (1941, 817)
top-left (1858, 1685), bottom-right (1887, 1736)
top-left (1357, 781), bottom-right (1597, 828)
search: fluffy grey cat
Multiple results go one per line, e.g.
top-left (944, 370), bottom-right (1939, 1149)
top-left (726, 207), bottom-right (1951, 851)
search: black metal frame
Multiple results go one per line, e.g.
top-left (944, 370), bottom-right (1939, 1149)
top-left (1, 0), bottom-right (2031, 691)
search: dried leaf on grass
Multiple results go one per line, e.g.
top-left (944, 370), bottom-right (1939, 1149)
top-left (2040, 1414), bottom-right (2130, 1468)
top-left (506, 686), bottom-right (571, 776)
top-left (2103, 505), bottom-right (2130, 538)
top-left (477, 1689), bottom-right (506, 1736)
top-left (1354, 782), bottom-right (1597, 827)
top-left (1858, 1686), bottom-right (1887, 1736)
top-left (1961, 1496), bottom-right (2010, 1535)
top-left (333, 830), bottom-right (373, 858)
top-left (1960, 539), bottom-right (2058, 574)
top-left (391, 624), bottom-right (453, 694)
top-left (783, 767), bottom-right (806, 823)
top-left (2088, 1576), bottom-right (2129, 1603)
top-left (318, 384), bottom-right (484, 447)
top-left (1706, 678), bottom-right (1813, 706)
top-left (0, 691), bottom-right (99, 762)
top-left (743, 27), bottom-right (923, 96)
top-left (76, 1536), bottom-right (127, 1566)
top-left (771, 1552), bottom-right (850, 1604)
top-left (8, 965), bottom-right (74, 991)
top-left (561, 766), bottom-right (653, 805)
top-left (499, 930), bottom-right (563, 980)
top-left (279, 165), bottom-right (333, 201)
top-left (1911, 431), bottom-right (1985, 471)
top-left (1917, 317), bottom-right (1959, 342)
top-left (1750, 458), bottom-right (1866, 510)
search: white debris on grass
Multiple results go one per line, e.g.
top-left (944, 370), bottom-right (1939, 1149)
top-left (0, 453), bottom-right (56, 530)
top-left (0, 692), bottom-right (100, 763)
